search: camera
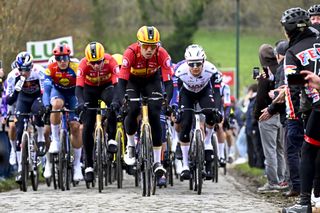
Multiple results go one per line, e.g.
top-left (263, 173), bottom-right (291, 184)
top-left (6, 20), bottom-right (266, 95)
top-left (252, 67), bottom-right (260, 79)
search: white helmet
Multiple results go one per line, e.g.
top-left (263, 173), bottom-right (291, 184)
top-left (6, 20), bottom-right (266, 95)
top-left (48, 55), bottom-right (56, 64)
top-left (184, 44), bottom-right (206, 61)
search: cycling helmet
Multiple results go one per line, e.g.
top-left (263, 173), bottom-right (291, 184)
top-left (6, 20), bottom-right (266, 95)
top-left (137, 26), bottom-right (160, 44)
top-left (308, 4), bottom-right (320, 16)
top-left (112, 53), bottom-right (123, 66)
top-left (52, 44), bottom-right (71, 56)
top-left (184, 44), bottom-right (206, 61)
top-left (15, 51), bottom-right (33, 71)
top-left (85, 42), bottom-right (105, 62)
top-left (280, 7), bottom-right (310, 32)
top-left (48, 55), bottom-right (56, 64)
top-left (11, 60), bottom-right (17, 70)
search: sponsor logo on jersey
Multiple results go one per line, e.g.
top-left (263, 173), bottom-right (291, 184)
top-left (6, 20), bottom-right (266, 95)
top-left (59, 78), bottom-right (70, 86)
top-left (296, 46), bottom-right (320, 66)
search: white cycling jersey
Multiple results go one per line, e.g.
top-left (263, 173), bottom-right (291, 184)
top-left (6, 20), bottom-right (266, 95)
top-left (175, 61), bottom-right (219, 93)
top-left (220, 82), bottom-right (231, 106)
top-left (6, 64), bottom-right (45, 97)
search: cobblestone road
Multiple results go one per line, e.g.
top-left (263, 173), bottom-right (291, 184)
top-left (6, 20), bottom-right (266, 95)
top-left (0, 171), bottom-right (279, 213)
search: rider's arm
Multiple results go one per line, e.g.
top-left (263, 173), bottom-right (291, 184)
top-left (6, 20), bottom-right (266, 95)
top-left (211, 74), bottom-right (222, 109)
top-left (42, 68), bottom-right (52, 107)
top-left (6, 72), bottom-right (19, 105)
top-left (76, 61), bottom-right (86, 105)
top-left (159, 49), bottom-right (174, 103)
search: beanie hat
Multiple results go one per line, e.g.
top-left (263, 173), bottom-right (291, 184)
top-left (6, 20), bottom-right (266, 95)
top-left (259, 44), bottom-right (278, 74)
top-left (275, 40), bottom-right (289, 56)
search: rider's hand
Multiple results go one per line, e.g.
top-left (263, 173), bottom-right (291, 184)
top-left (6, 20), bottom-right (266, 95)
top-left (75, 103), bottom-right (87, 115)
top-left (110, 101), bottom-right (120, 112)
top-left (213, 109), bottom-right (223, 124)
top-left (14, 76), bottom-right (26, 92)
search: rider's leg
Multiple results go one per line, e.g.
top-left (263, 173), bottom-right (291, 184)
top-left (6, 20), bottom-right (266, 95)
top-left (8, 121), bottom-right (17, 166)
top-left (48, 98), bottom-right (64, 153)
top-left (101, 85), bottom-right (118, 152)
top-left (123, 83), bottom-right (140, 166)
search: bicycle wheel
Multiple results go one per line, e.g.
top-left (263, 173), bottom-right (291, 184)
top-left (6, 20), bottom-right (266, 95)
top-left (212, 134), bottom-right (219, 183)
top-left (96, 128), bottom-right (104, 193)
top-left (166, 131), bottom-right (174, 187)
top-left (59, 130), bottom-right (67, 191)
top-left (21, 132), bottom-right (29, 192)
top-left (65, 135), bottom-right (72, 190)
top-left (30, 137), bottom-right (39, 191)
top-left (51, 154), bottom-right (59, 190)
top-left (145, 126), bottom-right (154, 196)
top-left (195, 130), bottom-right (204, 195)
top-left (116, 130), bottom-right (123, 188)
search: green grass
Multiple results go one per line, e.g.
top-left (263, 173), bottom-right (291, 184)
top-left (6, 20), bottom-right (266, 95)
top-left (233, 162), bottom-right (266, 186)
top-left (193, 28), bottom-right (284, 95)
top-left (0, 178), bottom-right (19, 192)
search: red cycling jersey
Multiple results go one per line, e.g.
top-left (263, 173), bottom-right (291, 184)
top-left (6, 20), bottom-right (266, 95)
top-left (76, 54), bottom-right (118, 87)
top-left (118, 43), bottom-right (172, 82)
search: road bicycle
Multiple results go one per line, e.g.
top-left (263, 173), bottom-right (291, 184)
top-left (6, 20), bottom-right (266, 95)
top-left (113, 107), bottom-right (126, 189)
top-left (162, 118), bottom-right (175, 187)
top-left (49, 108), bottom-right (76, 191)
top-left (18, 112), bottom-right (40, 192)
top-left (178, 107), bottom-right (219, 195)
top-left (126, 95), bottom-right (164, 196)
top-left (85, 101), bottom-right (109, 193)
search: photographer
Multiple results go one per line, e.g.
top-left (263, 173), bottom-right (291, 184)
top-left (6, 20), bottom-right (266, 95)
top-left (255, 44), bottom-right (287, 193)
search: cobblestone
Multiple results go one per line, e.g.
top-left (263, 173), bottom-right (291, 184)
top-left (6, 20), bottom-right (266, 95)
top-left (0, 171), bottom-right (279, 213)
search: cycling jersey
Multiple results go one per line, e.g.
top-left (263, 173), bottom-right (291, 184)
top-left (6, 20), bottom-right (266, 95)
top-left (284, 28), bottom-right (320, 145)
top-left (44, 61), bottom-right (78, 90)
top-left (118, 43), bottom-right (172, 82)
top-left (284, 29), bottom-right (320, 120)
top-left (6, 64), bottom-right (45, 105)
top-left (175, 61), bottom-right (219, 93)
top-left (77, 54), bottom-right (118, 87)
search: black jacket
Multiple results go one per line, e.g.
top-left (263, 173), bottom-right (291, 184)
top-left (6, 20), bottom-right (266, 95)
top-left (284, 28), bottom-right (320, 119)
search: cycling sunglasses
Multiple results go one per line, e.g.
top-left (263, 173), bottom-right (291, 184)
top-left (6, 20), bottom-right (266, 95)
top-left (18, 66), bottom-right (32, 72)
top-left (188, 61), bottom-right (203, 68)
top-left (55, 55), bottom-right (70, 62)
top-left (90, 59), bottom-right (104, 65)
top-left (139, 42), bottom-right (158, 50)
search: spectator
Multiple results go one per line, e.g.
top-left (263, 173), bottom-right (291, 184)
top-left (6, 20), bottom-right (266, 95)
top-left (255, 44), bottom-right (287, 193)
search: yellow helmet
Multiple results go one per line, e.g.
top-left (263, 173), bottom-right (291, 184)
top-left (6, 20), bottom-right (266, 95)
top-left (112, 53), bottom-right (123, 66)
top-left (85, 42), bottom-right (105, 62)
top-left (136, 26), bottom-right (160, 44)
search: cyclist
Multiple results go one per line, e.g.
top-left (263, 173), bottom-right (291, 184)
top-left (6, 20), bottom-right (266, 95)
top-left (174, 44), bottom-right (222, 180)
top-left (281, 7), bottom-right (320, 213)
top-left (42, 44), bottom-right (83, 181)
top-left (76, 42), bottom-right (118, 182)
top-left (216, 81), bottom-right (233, 166)
top-left (308, 4), bottom-right (320, 30)
top-left (6, 51), bottom-right (46, 183)
top-left (4, 61), bottom-right (19, 167)
top-left (111, 26), bottom-right (173, 183)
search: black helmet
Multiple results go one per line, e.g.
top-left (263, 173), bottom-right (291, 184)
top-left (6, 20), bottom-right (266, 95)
top-left (308, 4), bottom-right (320, 16)
top-left (280, 7), bottom-right (310, 32)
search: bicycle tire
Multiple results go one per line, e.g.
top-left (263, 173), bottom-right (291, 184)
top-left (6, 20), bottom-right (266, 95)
top-left (116, 130), bottom-right (123, 188)
top-left (96, 128), bottom-right (104, 193)
top-left (59, 130), bottom-right (67, 191)
top-left (140, 129), bottom-right (147, 196)
top-left (21, 132), bottom-right (29, 192)
top-left (195, 130), bottom-right (203, 195)
top-left (51, 154), bottom-right (58, 190)
top-left (30, 137), bottom-right (39, 191)
top-left (166, 131), bottom-right (174, 187)
top-left (212, 134), bottom-right (219, 183)
top-left (145, 126), bottom-right (153, 196)
top-left (66, 135), bottom-right (71, 191)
